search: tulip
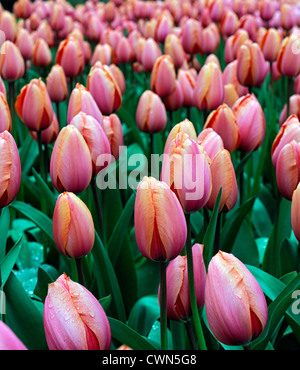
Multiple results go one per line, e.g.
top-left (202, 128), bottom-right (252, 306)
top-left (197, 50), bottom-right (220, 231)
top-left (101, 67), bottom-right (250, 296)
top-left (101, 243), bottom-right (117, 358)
top-left (209, 0), bottom-right (224, 23)
top-left (223, 83), bottom-right (240, 108)
top-left (134, 176), bottom-right (187, 261)
top-left (0, 130), bottom-right (21, 208)
top-left (13, 0), bottom-right (32, 20)
top-left (115, 36), bottom-right (134, 64)
top-left (15, 78), bottom-right (53, 132)
top-left (223, 61), bottom-right (249, 99)
top-left (46, 64), bottom-right (68, 103)
top-left (181, 18), bottom-right (201, 55)
top-left (154, 12), bottom-right (173, 43)
top-left (103, 113), bottom-right (123, 160)
top-left (15, 28), bottom-right (34, 61)
top-left (178, 68), bottom-right (196, 108)
top-left (70, 112), bottom-right (111, 174)
top-left (258, 28), bottom-right (282, 63)
top-left (158, 244), bottom-right (206, 321)
top-left (203, 104), bottom-right (240, 152)
top-left (205, 251), bottom-right (268, 346)
top-left (0, 92), bottom-right (11, 133)
top-left (279, 94), bottom-right (300, 125)
top-left (197, 128), bottom-right (224, 160)
top-left (200, 23), bottom-right (220, 55)
top-left (0, 321), bottom-right (27, 350)
top-left (271, 115), bottom-right (300, 167)
top-left (259, 0), bottom-right (275, 22)
top-left (53, 192), bottom-right (94, 258)
top-left (193, 62), bottom-right (224, 111)
top-left (0, 11), bottom-right (17, 42)
top-left (220, 10), bottom-right (240, 38)
top-left (161, 132), bottom-right (212, 213)
top-left (91, 43), bottom-right (112, 66)
top-left (150, 55), bottom-right (176, 98)
top-left (50, 125), bottom-right (92, 193)
top-left (87, 62), bottom-right (122, 115)
top-left (291, 183), bottom-right (300, 242)
top-left (237, 40), bottom-right (269, 88)
top-left (281, 3), bottom-right (297, 31)
top-left (136, 90), bottom-right (167, 133)
top-left (164, 119), bottom-right (197, 154)
top-left (32, 38), bottom-right (52, 68)
top-left (44, 273), bottom-right (111, 350)
top-left (56, 36), bottom-right (85, 78)
top-left (0, 41), bottom-right (24, 81)
top-left (67, 83), bottom-right (103, 125)
top-left (277, 34), bottom-right (300, 78)
top-left (205, 149), bottom-right (238, 212)
top-left (232, 94), bottom-right (266, 153)
top-left (141, 37), bottom-right (162, 72)
top-left (224, 29), bottom-right (249, 65)
top-left (108, 64), bottom-right (126, 96)
top-left (239, 15), bottom-right (258, 42)
top-left (30, 112), bottom-right (59, 145)
top-left (49, 3), bottom-right (65, 32)
top-left (164, 33), bottom-right (185, 69)
top-left (164, 80), bottom-right (184, 112)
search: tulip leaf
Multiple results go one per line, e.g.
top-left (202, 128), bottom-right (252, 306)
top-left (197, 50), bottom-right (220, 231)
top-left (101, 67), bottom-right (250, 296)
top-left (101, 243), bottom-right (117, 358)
top-left (0, 207), bottom-right (10, 263)
top-left (99, 294), bottom-right (112, 313)
top-left (34, 264), bottom-right (60, 302)
top-left (32, 168), bottom-right (57, 215)
top-left (18, 132), bottom-right (39, 175)
top-left (108, 317), bottom-right (158, 350)
top-left (0, 236), bottom-right (23, 288)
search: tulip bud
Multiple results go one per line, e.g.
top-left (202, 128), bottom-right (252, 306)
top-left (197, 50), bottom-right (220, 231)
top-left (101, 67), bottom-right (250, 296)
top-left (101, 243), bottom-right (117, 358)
top-left (49, 3), bottom-right (65, 31)
top-left (53, 192), bottom-right (94, 258)
top-left (141, 37), bottom-right (162, 72)
top-left (200, 23), bottom-right (220, 55)
top-left (181, 18), bottom-right (201, 55)
top-left (161, 132), bottom-right (212, 213)
top-left (232, 94), bottom-right (266, 153)
top-left (277, 34), bottom-right (300, 78)
top-left (0, 321), bottom-right (27, 350)
top-left (279, 94), bottom-right (300, 126)
top-left (158, 244), bottom-right (206, 321)
top-left (50, 125), bottom-right (92, 193)
top-left (205, 251), bottom-right (268, 346)
top-left (32, 38), bottom-right (52, 68)
top-left (281, 3), bottom-right (297, 31)
top-left (15, 78), bottom-right (53, 132)
top-left (138, 176), bottom-right (188, 261)
top-left (164, 80), bottom-right (184, 112)
top-left (91, 43), bottom-right (112, 66)
top-left (193, 62), bottom-right (224, 111)
top-left (30, 112), bottom-right (59, 145)
top-left (258, 28), bottom-right (282, 62)
top-left (108, 64), bottom-right (126, 95)
top-left (205, 149), bottom-right (238, 212)
top-left (0, 130), bottom-right (21, 208)
top-left (136, 90), bottom-right (167, 133)
top-left (222, 60), bottom-right (248, 99)
top-left (164, 119), bottom-right (197, 154)
top-left (115, 36), bottom-right (134, 64)
top-left (150, 55), bottom-right (176, 98)
top-left (220, 10), bottom-right (240, 38)
top-left (70, 112), bottom-right (111, 174)
top-left (203, 104), bottom-right (240, 152)
top-left (197, 128), bottom-right (224, 160)
top-left (67, 83), bottom-right (103, 125)
top-left (0, 41), bottom-right (24, 81)
top-left (56, 36), bottom-right (85, 77)
top-left (87, 62), bottom-right (122, 115)
top-left (224, 29), bottom-right (249, 65)
top-left (259, 0), bottom-right (275, 22)
top-left (291, 183), bottom-right (300, 242)
top-left (0, 11), bottom-right (17, 42)
top-left (164, 33), bottom-right (185, 69)
top-left (177, 68), bottom-right (196, 108)
top-left (44, 273), bottom-right (111, 350)
top-left (15, 28), bottom-right (34, 60)
top-left (0, 92), bottom-right (11, 133)
top-left (46, 64), bottom-right (68, 103)
top-left (103, 113), bottom-right (123, 160)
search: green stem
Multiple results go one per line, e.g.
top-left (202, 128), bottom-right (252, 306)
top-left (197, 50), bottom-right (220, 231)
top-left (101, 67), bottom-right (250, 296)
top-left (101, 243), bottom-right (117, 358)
top-left (90, 176), bottom-right (105, 243)
top-left (213, 213), bottom-right (221, 256)
top-left (239, 151), bottom-right (245, 205)
top-left (287, 76), bottom-right (293, 119)
top-left (8, 81), bottom-right (17, 146)
top-left (185, 320), bottom-right (198, 350)
top-left (56, 102), bottom-right (61, 130)
top-left (37, 130), bottom-right (46, 181)
top-left (75, 257), bottom-right (86, 287)
top-left (185, 213), bottom-right (207, 350)
top-left (159, 261), bottom-right (168, 350)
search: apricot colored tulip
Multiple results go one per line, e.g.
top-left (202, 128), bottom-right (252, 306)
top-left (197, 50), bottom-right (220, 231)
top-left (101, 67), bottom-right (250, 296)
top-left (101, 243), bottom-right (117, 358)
top-left (181, 18), bottom-right (201, 55)
top-left (193, 62), bottom-right (224, 111)
top-left (0, 321), bottom-right (27, 350)
top-left (164, 33), bottom-right (185, 69)
top-left (0, 130), bottom-right (21, 208)
top-left (50, 125), bottom-right (92, 193)
top-left (279, 95), bottom-right (300, 126)
top-left (161, 132), bottom-right (212, 213)
top-left (197, 128), bottom-right (224, 161)
top-left (87, 62), bottom-right (122, 115)
top-left (0, 92), bottom-right (11, 133)
top-left (44, 273), bottom-right (111, 350)
top-left (32, 38), bottom-right (52, 68)
top-left (136, 90), bottom-right (167, 133)
top-left (91, 43), bottom-right (112, 66)
top-left (141, 38), bottom-right (162, 72)
top-left (164, 119), bottom-right (197, 154)
top-left (291, 183), bottom-right (300, 242)
top-left (15, 78), bottom-right (53, 131)
top-left (277, 34), bottom-right (300, 78)
top-left (158, 244), bottom-right (206, 321)
top-left (258, 28), bottom-right (282, 62)
top-left (134, 176), bottom-right (187, 262)
top-left (177, 68), bottom-right (196, 108)
top-left (205, 251), bottom-right (268, 346)
top-left (0, 41), bottom-right (24, 81)
top-left (164, 80), bottom-right (184, 112)
top-left (150, 55), bottom-right (176, 98)
top-left (224, 29), bottom-right (249, 65)
top-left (203, 104), bottom-right (240, 152)
top-left (15, 28), bottom-right (34, 61)
top-left (259, 0), bottom-right (275, 22)
top-left (46, 64), bottom-right (68, 103)
top-left (30, 112), bottom-right (59, 145)
top-left (56, 36), bottom-right (85, 77)
top-left (103, 113), bottom-right (124, 160)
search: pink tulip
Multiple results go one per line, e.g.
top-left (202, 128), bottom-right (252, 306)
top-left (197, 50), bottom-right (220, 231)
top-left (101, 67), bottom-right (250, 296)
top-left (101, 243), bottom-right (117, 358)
top-left (134, 176), bottom-right (187, 261)
top-left (0, 92), bottom-right (11, 133)
top-left (224, 29), bottom-right (249, 65)
top-left (32, 38), bottom-right (52, 68)
top-left (178, 68), bottom-right (196, 108)
top-left (0, 321), bottom-right (27, 350)
top-left (164, 33), bottom-right (185, 69)
top-left (46, 64), bottom-right (68, 103)
top-left (220, 10), bottom-right (240, 38)
top-left (291, 183), bottom-right (300, 242)
top-left (259, 0), bottom-right (275, 22)
top-left (205, 251), bottom-right (268, 346)
top-left (279, 94), bottom-right (300, 125)
top-left (198, 128), bottom-right (224, 160)
top-left (91, 43), bottom-right (112, 66)
top-left (164, 80), bottom-right (184, 112)
top-left (30, 112), bottom-right (59, 145)
top-left (258, 28), bottom-right (282, 62)
top-left (141, 37), bottom-right (161, 72)
top-left (56, 36), bottom-right (85, 77)
top-left (0, 41), bottom-right (24, 81)
top-left (181, 18), bottom-right (202, 55)
top-left (44, 273), bottom-right (111, 350)
top-left (15, 28), bottom-right (34, 60)
top-left (150, 55), bottom-right (176, 98)
top-left (277, 34), bottom-right (300, 78)
top-left (103, 113), bottom-right (124, 160)
top-left (164, 119), bottom-right (197, 154)
top-left (0, 11), bottom-right (17, 42)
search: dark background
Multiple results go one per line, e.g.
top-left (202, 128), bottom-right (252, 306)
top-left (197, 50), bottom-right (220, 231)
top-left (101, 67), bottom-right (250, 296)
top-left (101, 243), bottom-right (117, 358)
top-left (1, 1), bottom-right (16, 11)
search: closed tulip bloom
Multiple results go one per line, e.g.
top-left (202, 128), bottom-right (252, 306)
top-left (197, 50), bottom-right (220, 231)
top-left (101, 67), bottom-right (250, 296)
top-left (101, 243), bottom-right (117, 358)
top-left (224, 29), bottom-right (249, 65)
top-left (134, 176), bottom-right (187, 261)
top-left (259, 0), bottom-right (275, 22)
top-left (141, 37), bottom-right (162, 72)
top-left (0, 41), bottom-right (24, 81)
top-left (205, 251), bottom-right (268, 346)
top-left (56, 36), bottom-right (85, 77)
top-left (205, 149), bottom-right (238, 212)
top-left (197, 128), bottom-right (224, 160)
top-left (0, 130), bottom-right (21, 208)
top-left (223, 60), bottom-right (249, 98)
top-left (0, 321), bottom-right (27, 350)
top-left (203, 104), bottom-right (240, 152)
top-left (108, 64), bottom-right (126, 96)
top-left (271, 115), bottom-right (300, 167)
top-left (30, 113), bottom-right (59, 145)
top-left (164, 33), bottom-right (185, 69)
top-left (164, 119), bottom-right (197, 154)
top-left (67, 83), bottom-right (103, 125)
top-left (291, 183), bottom-right (300, 242)
top-left (150, 55), bottom-right (176, 98)
top-left (220, 10), bottom-right (240, 38)
top-left (277, 34), bottom-right (300, 78)
top-left (181, 18), bottom-right (201, 55)
top-left (116, 36), bottom-right (134, 64)
top-left (13, 0), bottom-right (32, 19)
top-left (53, 192), bottom-right (94, 258)
top-left (0, 92), bottom-right (11, 133)
top-left (258, 28), bottom-right (282, 62)
top-left (91, 43), bottom-right (112, 66)
top-left (155, 13), bottom-right (173, 43)
top-left (50, 125), bottom-right (92, 193)
top-left (279, 94), bottom-right (300, 125)
top-left (44, 273), bottom-right (111, 350)
top-left (158, 244), bottom-right (206, 321)
top-left (209, 0), bottom-right (224, 23)
top-left (232, 94), bottom-right (266, 153)
top-left (49, 3), bottom-right (65, 31)
top-left (161, 132), bottom-right (212, 213)
top-left (103, 113), bottom-right (123, 160)
top-left (178, 68), bottom-right (196, 108)
top-left (164, 80), bottom-right (184, 112)
top-left (281, 3), bottom-right (297, 30)
top-left (87, 62), bottom-right (122, 115)
top-left (46, 64), bottom-right (68, 103)
top-left (200, 23), bottom-right (220, 55)
top-left (193, 62), bottom-right (224, 111)
top-left (15, 28), bottom-right (34, 60)
top-left (237, 40), bottom-right (269, 88)
top-left (136, 90), bottom-right (167, 133)
top-left (15, 78), bottom-right (53, 132)
top-left (70, 112), bottom-right (111, 174)
top-left (32, 38), bottom-right (52, 68)
top-left (0, 11), bottom-right (17, 42)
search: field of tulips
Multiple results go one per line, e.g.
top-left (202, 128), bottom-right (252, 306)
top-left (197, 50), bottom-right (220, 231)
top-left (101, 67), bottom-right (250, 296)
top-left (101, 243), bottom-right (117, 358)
top-left (1, 0), bottom-right (300, 353)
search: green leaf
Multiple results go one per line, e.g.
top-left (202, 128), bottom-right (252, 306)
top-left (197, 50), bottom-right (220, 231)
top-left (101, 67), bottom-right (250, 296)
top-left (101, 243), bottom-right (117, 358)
top-left (108, 317), bottom-right (158, 350)
top-left (0, 236), bottom-right (23, 287)
top-left (34, 264), bottom-right (60, 302)
top-left (32, 168), bottom-right (57, 215)
top-left (0, 207), bottom-right (10, 262)
top-left (18, 132), bottom-right (38, 175)
top-left (99, 294), bottom-right (112, 313)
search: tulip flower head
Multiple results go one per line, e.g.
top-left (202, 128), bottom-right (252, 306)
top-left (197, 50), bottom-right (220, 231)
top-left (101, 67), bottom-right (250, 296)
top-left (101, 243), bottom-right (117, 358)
top-left (0, 321), bottom-right (27, 350)
top-left (150, 55), bottom-right (176, 98)
top-left (0, 41), bottom-right (24, 81)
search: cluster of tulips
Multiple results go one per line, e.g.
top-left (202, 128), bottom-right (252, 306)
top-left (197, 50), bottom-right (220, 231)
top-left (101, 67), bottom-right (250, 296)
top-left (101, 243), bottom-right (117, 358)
top-left (1, 0), bottom-right (300, 352)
